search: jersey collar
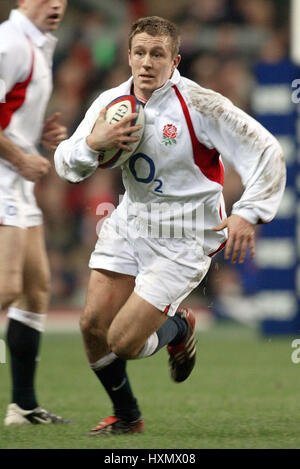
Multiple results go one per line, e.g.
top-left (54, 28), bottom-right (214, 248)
top-left (9, 9), bottom-right (57, 50)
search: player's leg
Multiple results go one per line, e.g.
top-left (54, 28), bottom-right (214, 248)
top-left (115, 299), bottom-right (195, 383)
top-left (105, 293), bottom-right (198, 392)
top-left (5, 224), bottom-right (69, 425)
top-left (80, 268), bottom-right (145, 434)
top-left (107, 239), bottom-right (212, 384)
top-left (80, 268), bottom-right (136, 362)
top-left (89, 290), bottom-right (193, 435)
top-left (11, 224), bottom-right (50, 314)
top-left (0, 226), bottom-right (26, 309)
top-left (107, 291), bottom-right (190, 361)
top-left (82, 269), bottom-right (195, 435)
top-left (82, 216), bottom-right (194, 434)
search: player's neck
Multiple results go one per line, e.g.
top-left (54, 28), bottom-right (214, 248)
top-left (133, 88), bottom-right (149, 105)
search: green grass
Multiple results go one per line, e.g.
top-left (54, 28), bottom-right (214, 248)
top-left (0, 322), bottom-right (300, 449)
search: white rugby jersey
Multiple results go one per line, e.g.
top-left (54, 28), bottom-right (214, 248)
top-left (55, 69), bottom-right (286, 256)
top-left (0, 9), bottom-right (57, 160)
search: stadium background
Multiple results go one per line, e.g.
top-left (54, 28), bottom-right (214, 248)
top-left (1, 0), bottom-right (300, 451)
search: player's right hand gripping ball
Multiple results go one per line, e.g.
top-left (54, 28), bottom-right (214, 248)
top-left (98, 95), bottom-right (144, 169)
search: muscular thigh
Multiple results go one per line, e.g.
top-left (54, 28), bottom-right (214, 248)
top-left (83, 268), bottom-right (136, 332)
top-left (0, 226), bottom-right (26, 303)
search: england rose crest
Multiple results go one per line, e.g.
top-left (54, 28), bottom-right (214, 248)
top-left (162, 124), bottom-right (177, 145)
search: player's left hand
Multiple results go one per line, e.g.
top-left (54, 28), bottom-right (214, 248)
top-left (213, 214), bottom-right (256, 264)
top-left (42, 112), bottom-right (68, 151)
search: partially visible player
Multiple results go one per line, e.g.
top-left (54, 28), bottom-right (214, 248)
top-left (0, 0), bottom-right (69, 425)
top-left (55, 16), bottom-right (286, 435)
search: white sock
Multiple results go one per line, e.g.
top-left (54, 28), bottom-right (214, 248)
top-left (136, 332), bottom-right (159, 358)
top-left (7, 307), bottom-right (46, 332)
top-left (89, 352), bottom-right (118, 371)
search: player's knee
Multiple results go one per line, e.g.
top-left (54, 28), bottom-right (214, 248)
top-left (79, 311), bottom-right (107, 342)
top-left (24, 277), bottom-right (50, 314)
top-left (107, 331), bottom-right (139, 360)
top-left (0, 285), bottom-right (22, 309)
top-left (110, 343), bottom-right (140, 360)
top-left (79, 314), bottom-right (92, 336)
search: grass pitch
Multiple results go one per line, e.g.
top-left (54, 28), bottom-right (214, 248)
top-left (0, 321), bottom-right (299, 449)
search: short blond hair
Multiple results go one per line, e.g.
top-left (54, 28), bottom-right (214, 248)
top-left (129, 16), bottom-right (181, 58)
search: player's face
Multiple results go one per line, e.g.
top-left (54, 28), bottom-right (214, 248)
top-left (129, 33), bottom-right (181, 100)
top-left (18, 0), bottom-right (67, 33)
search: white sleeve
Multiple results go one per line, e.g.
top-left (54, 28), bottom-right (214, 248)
top-left (0, 36), bottom-right (31, 95)
top-left (198, 96), bottom-right (286, 224)
top-left (54, 97), bottom-right (105, 183)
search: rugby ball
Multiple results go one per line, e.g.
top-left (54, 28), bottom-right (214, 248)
top-left (98, 95), bottom-right (144, 169)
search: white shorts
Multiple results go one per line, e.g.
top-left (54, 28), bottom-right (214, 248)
top-left (89, 212), bottom-right (211, 317)
top-left (0, 161), bottom-right (43, 229)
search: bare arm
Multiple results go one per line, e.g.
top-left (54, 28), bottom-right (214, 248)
top-left (0, 127), bottom-right (50, 181)
top-left (41, 112), bottom-right (68, 151)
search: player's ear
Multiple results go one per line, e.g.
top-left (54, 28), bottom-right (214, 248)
top-left (173, 54), bottom-right (181, 69)
top-left (171, 54), bottom-right (181, 75)
top-left (128, 49), bottom-right (132, 67)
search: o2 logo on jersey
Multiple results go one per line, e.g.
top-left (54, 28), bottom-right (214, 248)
top-left (0, 79), bottom-right (6, 103)
top-left (6, 205), bottom-right (17, 216)
top-left (129, 153), bottom-right (163, 193)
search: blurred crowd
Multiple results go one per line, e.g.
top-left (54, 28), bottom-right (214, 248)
top-left (1, 0), bottom-right (290, 309)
